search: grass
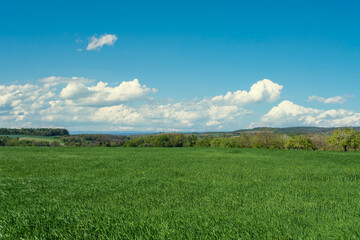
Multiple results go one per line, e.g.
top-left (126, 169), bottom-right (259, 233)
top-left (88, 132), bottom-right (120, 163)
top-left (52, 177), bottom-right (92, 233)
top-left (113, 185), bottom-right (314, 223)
top-left (0, 135), bottom-right (62, 143)
top-left (0, 147), bottom-right (360, 239)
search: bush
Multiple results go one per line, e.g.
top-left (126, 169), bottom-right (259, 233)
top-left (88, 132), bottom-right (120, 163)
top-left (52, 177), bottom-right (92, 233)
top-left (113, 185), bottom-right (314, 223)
top-left (286, 135), bottom-right (316, 150)
top-left (185, 135), bottom-right (198, 147)
top-left (195, 138), bottom-right (211, 147)
top-left (210, 138), bottom-right (223, 147)
top-left (220, 137), bottom-right (239, 148)
top-left (237, 134), bottom-right (252, 148)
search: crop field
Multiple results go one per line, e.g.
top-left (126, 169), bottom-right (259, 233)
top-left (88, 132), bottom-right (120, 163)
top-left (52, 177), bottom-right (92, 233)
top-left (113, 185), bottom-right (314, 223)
top-left (0, 135), bottom-right (62, 143)
top-left (0, 147), bottom-right (360, 239)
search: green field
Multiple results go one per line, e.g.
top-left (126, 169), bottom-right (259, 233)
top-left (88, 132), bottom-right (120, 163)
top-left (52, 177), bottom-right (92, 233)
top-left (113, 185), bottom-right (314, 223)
top-left (0, 135), bottom-right (62, 143)
top-left (1, 148), bottom-right (360, 239)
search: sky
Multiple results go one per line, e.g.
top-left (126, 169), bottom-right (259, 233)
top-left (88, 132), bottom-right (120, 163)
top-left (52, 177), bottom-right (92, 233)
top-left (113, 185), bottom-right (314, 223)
top-left (0, 0), bottom-right (360, 132)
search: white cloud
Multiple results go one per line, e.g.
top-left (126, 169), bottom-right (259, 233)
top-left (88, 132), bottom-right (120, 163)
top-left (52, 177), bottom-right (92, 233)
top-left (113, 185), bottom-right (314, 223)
top-left (0, 78), bottom-right (281, 131)
top-left (86, 34), bottom-right (117, 51)
top-left (139, 102), bottom-right (203, 128)
top-left (0, 77), bottom-right (155, 128)
top-left (212, 79), bottom-right (283, 105)
top-left (261, 100), bottom-right (320, 125)
top-left (208, 105), bottom-right (239, 120)
top-left (308, 95), bottom-right (346, 104)
top-left (60, 79), bottom-right (156, 106)
top-left (256, 100), bottom-right (360, 127)
top-left (91, 105), bottom-right (143, 124)
top-left (7, 77), bottom-right (357, 132)
top-left (60, 82), bottom-right (89, 99)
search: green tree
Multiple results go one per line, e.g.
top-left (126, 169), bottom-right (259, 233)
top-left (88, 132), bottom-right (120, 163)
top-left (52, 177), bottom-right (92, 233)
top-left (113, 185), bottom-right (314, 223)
top-left (350, 133), bottom-right (360, 151)
top-left (185, 134), bottom-right (198, 147)
top-left (154, 134), bottom-right (171, 147)
top-left (220, 137), bottom-right (238, 148)
top-left (210, 137), bottom-right (223, 147)
top-left (286, 136), bottom-right (298, 150)
top-left (195, 138), bottom-right (211, 147)
top-left (286, 135), bottom-right (315, 150)
top-left (327, 128), bottom-right (359, 152)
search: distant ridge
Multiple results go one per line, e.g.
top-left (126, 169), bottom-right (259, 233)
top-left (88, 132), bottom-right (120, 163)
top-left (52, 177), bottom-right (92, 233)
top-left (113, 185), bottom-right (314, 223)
top-left (69, 131), bottom-right (156, 136)
top-left (199, 126), bottom-right (360, 137)
top-left (233, 126), bottom-right (360, 135)
top-left (70, 127), bottom-right (360, 136)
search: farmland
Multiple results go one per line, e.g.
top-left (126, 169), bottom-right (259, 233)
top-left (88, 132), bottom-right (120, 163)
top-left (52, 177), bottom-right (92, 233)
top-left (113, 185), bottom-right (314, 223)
top-left (1, 147), bottom-right (360, 239)
top-left (0, 135), bottom-right (62, 143)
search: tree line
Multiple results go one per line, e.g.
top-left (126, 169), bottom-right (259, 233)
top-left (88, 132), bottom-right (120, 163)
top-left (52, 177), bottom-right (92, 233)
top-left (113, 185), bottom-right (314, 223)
top-left (121, 128), bottom-right (360, 151)
top-left (0, 128), bottom-right (69, 136)
top-left (0, 128), bottom-right (359, 151)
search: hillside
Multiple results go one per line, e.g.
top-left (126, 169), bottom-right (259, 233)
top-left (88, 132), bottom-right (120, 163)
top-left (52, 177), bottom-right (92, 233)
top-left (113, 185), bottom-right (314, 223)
top-left (203, 126), bottom-right (360, 137)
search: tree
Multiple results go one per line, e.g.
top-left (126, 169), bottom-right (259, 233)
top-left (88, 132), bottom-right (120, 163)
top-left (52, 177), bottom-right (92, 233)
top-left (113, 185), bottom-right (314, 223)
top-left (195, 138), bottom-right (211, 147)
top-left (185, 134), bottom-right (198, 147)
top-left (237, 133), bottom-right (252, 148)
top-left (210, 137), bottom-right (223, 147)
top-left (286, 136), bottom-right (298, 150)
top-left (327, 128), bottom-right (359, 152)
top-left (286, 135), bottom-right (316, 150)
top-left (251, 131), bottom-right (285, 149)
top-left (350, 133), bottom-right (360, 151)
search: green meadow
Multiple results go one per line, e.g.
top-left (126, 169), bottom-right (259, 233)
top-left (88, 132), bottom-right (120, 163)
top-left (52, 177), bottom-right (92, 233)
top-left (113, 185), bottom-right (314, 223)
top-left (0, 135), bottom-right (61, 143)
top-left (0, 147), bottom-right (360, 239)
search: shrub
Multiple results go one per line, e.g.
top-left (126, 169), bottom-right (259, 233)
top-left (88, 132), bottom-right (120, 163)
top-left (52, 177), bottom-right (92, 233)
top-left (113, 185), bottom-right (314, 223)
top-left (286, 135), bottom-right (316, 150)
top-left (195, 138), bottom-right (211, 147)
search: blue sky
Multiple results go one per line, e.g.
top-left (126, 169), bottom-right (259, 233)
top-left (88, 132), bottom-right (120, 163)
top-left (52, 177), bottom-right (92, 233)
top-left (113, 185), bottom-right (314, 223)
top-left (1, 0), bottom-right (360, 131)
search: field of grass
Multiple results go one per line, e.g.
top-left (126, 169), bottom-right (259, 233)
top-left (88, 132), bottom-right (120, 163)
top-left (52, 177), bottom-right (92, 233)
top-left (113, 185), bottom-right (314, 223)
top-left (0, 135), bottom-right (62, 143)
top-left (0, 147), bottom-right (360, 239)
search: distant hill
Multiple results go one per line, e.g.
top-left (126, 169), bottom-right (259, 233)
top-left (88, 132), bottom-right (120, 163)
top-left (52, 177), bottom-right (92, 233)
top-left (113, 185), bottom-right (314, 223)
top-left (70, 131), bottom-right (156, 136)
top-left (233, 126), bottom-right (360, 136)
top-left (200, 126), bottom-right (360, 137)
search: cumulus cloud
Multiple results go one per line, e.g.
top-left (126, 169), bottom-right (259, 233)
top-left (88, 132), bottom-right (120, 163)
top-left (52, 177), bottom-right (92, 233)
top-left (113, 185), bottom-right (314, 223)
top-left (256, 100), bottom-right (360, 127)
top-left (0, 83), bottom-right (54, 122)
top-left (91, 105), bottom-right (143, 124)
top-left (9, 77), bottom-right (357, 132)
top-left (60, 82), bottom-right (89, 99)
top-left (0, 78), bottom-right (284, 131)
top-left (308, 95), bottom-right (346, 104)
top-left (0, 77), bottom-right (156, 128)
top-left (60, 79), bottom-right (156, 106)
top-left (86, 34), bottom-right (117, 51)
top-left (139, 102), bottom-right (203, 128)
top-left (212, 79), bottom-right (283, 105)
top-left (208, 105), bottom-right (239, 120)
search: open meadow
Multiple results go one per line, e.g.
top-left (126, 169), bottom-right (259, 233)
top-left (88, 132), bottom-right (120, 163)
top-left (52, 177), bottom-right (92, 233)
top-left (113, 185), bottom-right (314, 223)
top-left (1, 147), bottom-right (360, 239)
top-left (0, 135), bottom-right (62, 143)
